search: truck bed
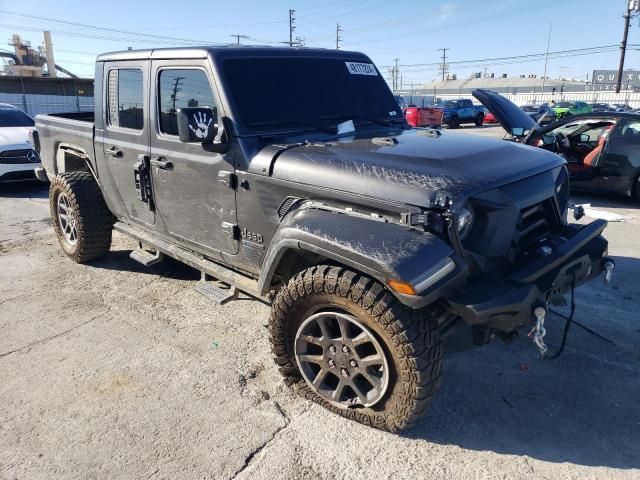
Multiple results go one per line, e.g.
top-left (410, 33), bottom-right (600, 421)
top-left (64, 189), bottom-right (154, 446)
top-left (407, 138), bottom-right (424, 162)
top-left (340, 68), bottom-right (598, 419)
top-left (34, 112), bottom-right (96, 178)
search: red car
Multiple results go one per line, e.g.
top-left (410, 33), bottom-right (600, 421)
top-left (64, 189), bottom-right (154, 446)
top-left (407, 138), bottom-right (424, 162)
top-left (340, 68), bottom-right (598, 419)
top-left (483, 110), bottom-right (498, 124)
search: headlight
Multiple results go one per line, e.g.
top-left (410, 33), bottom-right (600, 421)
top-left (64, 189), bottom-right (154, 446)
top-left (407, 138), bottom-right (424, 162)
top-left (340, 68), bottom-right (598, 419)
top-left (457, 203), bottom-right (474, 240)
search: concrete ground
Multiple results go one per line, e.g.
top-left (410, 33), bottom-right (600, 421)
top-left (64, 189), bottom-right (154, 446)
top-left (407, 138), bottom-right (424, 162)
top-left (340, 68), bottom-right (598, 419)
top-left (1, 132), bottom-right (639, 479)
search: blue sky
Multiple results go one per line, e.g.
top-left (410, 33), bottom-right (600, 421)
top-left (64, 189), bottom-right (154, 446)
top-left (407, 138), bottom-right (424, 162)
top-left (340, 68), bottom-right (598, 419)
top-left (0, 0), bottom-right (637, 83)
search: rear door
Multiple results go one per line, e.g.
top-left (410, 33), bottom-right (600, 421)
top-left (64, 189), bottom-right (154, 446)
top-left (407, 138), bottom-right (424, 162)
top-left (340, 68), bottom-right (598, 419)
top-left (102, 62), bottom-right (154, 226)
top-left (149, 60), bottom-right (238, 255)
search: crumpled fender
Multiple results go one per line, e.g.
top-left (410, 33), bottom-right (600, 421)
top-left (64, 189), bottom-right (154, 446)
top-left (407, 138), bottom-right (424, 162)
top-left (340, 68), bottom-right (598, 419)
top-left (258, 206), bottom-right (468, 308)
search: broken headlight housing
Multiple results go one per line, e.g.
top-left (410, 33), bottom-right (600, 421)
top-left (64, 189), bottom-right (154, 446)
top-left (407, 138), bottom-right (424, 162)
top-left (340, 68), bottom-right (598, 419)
top-left (457, 203), bottom-right (475, 240)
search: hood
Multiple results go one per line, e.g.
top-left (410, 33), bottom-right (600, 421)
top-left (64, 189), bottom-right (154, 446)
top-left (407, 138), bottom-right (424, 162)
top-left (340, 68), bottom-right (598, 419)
top-left (0, 126), bottom-right (34, 149)
top-left (267, 129), bottom-right (564, 208)
top-left (472, 89), bottom-right (536, 133)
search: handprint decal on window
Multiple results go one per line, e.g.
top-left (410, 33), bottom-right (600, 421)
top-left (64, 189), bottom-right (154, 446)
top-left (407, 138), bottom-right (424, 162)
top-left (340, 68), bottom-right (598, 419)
top-left (188, 111), bottom-right (213, 139)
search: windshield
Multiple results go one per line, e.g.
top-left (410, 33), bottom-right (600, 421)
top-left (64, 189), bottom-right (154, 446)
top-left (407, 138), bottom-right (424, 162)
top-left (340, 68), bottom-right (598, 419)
top-left (555, 102), bottom-right (574, 108)
top-left (222, 56), bottom-right (402, 133)
top-left (0, 108), bottom-right (34, 127)
top-left (434, 100), bottom-right (456, 108)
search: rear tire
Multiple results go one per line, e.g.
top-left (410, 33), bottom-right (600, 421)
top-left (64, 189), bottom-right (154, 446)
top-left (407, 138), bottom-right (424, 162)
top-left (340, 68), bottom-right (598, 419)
top-left (448, 116), bottom-right (459, 128)
top-left (269, 265), bottom-right (443, 432)
top-left (49, 171), bottom-right (113, 263)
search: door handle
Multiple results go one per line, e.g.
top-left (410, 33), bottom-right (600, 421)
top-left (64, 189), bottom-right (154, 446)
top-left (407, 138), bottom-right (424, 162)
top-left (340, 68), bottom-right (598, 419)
top-left (106, 147), bottom-right (123, 158)
top-left (150, 158), bottom-right (173, 170)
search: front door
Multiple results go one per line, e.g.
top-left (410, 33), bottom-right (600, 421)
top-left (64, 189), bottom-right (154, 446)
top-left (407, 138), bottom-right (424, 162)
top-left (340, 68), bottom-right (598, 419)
top-left (102, 62), bottom-right (154, 226)
top-left (149, 60), bottom-right (238, 255)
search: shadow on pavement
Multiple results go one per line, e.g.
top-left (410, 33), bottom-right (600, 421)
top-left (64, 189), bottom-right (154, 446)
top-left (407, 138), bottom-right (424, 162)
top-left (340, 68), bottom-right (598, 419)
top-left (89, 249), bottom-right (201, 281)
top-left (407, 255), bottom-right (640, 469)
top-left (571, 191), bottom-right (639, 210)
top-left (0, 180), bottom-right (48, 199)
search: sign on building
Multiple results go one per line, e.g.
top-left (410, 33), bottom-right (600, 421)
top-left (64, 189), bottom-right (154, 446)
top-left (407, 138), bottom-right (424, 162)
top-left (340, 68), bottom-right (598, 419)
top-left (592, 70), bottom-right (640, 88)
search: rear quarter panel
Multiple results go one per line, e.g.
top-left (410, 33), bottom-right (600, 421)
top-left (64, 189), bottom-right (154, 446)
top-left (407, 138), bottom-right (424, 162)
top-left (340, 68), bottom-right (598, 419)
top-left (35, 114), bottom-right (96, 177)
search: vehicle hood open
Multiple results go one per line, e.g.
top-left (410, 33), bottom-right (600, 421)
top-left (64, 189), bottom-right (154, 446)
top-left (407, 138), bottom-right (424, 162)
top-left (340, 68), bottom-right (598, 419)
top-left (264, 129), bottom-right (564, 208)
top-left (472, 89), bottom-right (536, 134)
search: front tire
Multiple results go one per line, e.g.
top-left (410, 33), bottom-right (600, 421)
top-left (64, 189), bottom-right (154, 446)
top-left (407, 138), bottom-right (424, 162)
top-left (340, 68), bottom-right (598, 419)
top-left (49, 171), bottom-right (113, 263)
top-left (475, 114), bottom-right (484, 127)
top-left (269, 265), bottom-right (443, 432)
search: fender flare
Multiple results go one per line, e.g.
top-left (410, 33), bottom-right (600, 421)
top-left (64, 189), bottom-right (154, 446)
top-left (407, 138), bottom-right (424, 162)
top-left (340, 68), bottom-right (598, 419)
top-left (258, 206), bottom-right (468, 308)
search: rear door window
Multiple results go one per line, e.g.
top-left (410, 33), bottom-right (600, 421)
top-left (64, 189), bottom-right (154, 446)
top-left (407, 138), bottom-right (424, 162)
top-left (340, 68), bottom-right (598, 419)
top-left (107, 69), bottom-right (144, 130)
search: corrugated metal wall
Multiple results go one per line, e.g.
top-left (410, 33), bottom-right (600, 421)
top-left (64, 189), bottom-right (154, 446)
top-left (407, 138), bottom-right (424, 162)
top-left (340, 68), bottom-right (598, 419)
top-left (0, 93), bottom-right (94, 116)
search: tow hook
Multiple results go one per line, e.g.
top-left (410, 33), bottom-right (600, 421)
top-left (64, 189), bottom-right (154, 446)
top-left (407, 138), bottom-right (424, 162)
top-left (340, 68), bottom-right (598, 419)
top-left (603, 259), bottom-right (615, 283)
top-left (528, 305), bottom-right (548, 357)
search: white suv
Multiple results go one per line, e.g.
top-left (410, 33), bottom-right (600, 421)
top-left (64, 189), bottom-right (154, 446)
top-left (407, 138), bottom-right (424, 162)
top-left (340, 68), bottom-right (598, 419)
top-left (0, 103), bottom-right (43, 182)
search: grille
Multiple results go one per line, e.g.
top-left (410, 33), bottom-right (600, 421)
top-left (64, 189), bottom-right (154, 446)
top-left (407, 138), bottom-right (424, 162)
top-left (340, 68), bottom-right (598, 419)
top-left (0, 149), bottom-right (38, 164)
top-left (512, 200), bottom-right (555, 252)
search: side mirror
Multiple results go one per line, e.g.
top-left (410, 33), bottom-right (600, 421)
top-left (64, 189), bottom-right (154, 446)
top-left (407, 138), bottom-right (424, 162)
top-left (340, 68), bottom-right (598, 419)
top-left (543, 134), bottom-right (555, 145)
top-left (177, 107), bottom-right (217, 143)
top-left (511, 127), bottom-right (525, 137)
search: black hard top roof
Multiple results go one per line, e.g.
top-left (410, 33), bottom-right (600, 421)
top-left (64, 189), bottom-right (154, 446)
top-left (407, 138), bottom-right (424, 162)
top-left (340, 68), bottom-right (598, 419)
top-left (96, 46), bottom-right (368, 62)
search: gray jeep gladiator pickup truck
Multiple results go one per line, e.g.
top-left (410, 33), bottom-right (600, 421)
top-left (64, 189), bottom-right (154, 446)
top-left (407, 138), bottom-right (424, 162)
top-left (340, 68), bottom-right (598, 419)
top-left (33, 46), bottom-right (613, 432)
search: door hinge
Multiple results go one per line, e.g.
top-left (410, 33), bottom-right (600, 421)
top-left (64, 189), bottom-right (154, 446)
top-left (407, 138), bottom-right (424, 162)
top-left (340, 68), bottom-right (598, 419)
top-left (221, 222), bottom-right (240, 240)
top-left (218, 171), bottom-right (237, 189)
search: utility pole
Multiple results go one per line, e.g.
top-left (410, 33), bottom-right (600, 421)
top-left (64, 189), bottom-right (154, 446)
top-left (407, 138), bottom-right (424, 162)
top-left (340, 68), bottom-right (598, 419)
top-left (393, 58), bottom-right (399, 92)
top-left (615, 1), bottom-right (639, 93)
top-left (336, 23), bottom-right (343, 50)
top-left (230, 34), bottom-right (249, 45)
top-left (438, 48), bottom-right (449, 81)
top-left (541, 22), bottom-right (552, 95)
top-left (289, 9), bottom-right (296, 47)
top-left (170, 77), bottom-right (184, 114)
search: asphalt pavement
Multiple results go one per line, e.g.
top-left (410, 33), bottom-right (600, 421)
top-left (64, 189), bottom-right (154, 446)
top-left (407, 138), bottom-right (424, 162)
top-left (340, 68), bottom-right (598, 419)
top-left (1, 130), bottom-right (639, 479)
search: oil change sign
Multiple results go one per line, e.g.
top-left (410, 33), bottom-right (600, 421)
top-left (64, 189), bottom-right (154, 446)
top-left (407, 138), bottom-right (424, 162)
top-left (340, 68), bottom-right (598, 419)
top-left (345, 62), bottom-right (378, 76)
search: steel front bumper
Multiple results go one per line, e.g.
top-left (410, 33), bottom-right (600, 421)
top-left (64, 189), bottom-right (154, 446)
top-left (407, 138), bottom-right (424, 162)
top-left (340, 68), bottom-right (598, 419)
top-left (446, 219), bottom-right (610, 332)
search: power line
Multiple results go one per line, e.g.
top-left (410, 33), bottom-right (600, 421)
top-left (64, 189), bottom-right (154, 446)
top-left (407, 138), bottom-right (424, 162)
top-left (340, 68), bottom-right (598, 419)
top-left (0, 9), bottom-right (218, 45)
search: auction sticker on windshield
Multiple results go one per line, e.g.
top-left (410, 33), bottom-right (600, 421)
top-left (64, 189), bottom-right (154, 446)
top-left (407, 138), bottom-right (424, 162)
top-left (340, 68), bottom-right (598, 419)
top-left (345, 62), bottom-right (378, 76)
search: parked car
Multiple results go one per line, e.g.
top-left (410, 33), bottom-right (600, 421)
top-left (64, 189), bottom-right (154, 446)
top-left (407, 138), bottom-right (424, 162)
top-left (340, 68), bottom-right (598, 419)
top-left (432, 99), bottom-right (485, 128)
top-left (475, 89), bottom-right (640, 200)
top-left (590, 103), bottom-right (614, 112)
top-left (394, 95), bottom-right (407, 112)
top-left (482, 109), bottom-right (497, 124)
top-left (611, 103), bottom-right (633, 112)
top-left (0, 103), bottom-right (43, 182)
top-left (521, 104), bottom-right (555, 126)
top-left (551, 101), bottom-right (592, 118)
top-left (34, 48), bottom-right (612, 432)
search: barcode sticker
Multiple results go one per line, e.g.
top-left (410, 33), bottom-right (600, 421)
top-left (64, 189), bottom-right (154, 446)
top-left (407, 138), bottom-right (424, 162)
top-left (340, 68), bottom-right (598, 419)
top-left (345, 62), bottom-right (378, 76)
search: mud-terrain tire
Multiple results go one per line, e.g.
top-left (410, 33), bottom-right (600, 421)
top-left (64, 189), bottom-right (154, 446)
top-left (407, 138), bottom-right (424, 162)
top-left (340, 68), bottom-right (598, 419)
top-left (475, 113), bottom-right (484, 127)
top-left (49, 171), bottom-right (113, 263)
top-left (269, 265), bottom-right (443, 432)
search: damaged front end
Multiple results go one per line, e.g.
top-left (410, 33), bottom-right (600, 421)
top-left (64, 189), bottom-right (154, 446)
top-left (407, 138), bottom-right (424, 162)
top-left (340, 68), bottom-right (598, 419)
top-left (421, 165), bottom-right (613, 353)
